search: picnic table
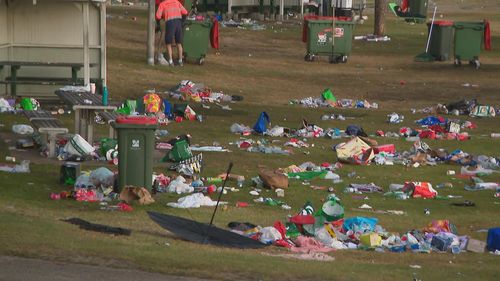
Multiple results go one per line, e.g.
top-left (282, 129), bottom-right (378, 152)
top-left (0, 61), bottom-right (97, 97)
top-left (22, 110), bottom-right (69, 158)
top-left (55, 90), bottom-right (116, 145)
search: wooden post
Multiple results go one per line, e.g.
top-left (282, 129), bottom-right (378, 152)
top-left (374, 0), bottom-right (387, 36)
top-left (83, 1), bottom-right (90, 87)
top-left (147, 0), bottom-right (155, 65)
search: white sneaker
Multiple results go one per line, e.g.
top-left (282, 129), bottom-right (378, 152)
top-left (157, 54), bottom-right (169, 66)
top-left (168, 60), bottom-right (174, 67)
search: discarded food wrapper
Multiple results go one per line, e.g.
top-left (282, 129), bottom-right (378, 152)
top-left (275, 188), bottom-right (285, 197)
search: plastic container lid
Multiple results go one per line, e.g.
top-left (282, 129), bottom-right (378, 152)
top-left (428, 20), bottom-right (454, 26)
top-left (116, 116), bottom-right (157, 125)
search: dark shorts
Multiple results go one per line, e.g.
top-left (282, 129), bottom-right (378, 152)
top-left (165, 19), bottom-right (183, 44)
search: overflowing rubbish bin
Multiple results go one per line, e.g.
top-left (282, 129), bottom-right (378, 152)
top-left (389, 0), bottom-right (428, 23)
top-left (304, 18), bottom-right (355, 64)
top-left (112, 116), bottom-right (158, 191)
top-left (183, 19), bottom-right (213, 65)
top-left (427, 20), bottom-right (454, 61)
top-left (453, 21), bottom-right (485, 69)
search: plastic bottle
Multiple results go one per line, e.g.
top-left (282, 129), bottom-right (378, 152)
top-left (236, 177), bottom-right (245, 188)
top-left (205, 177), bottom-right (222, 184)
top-left (102, 86), bottom-right (108, 106)
top-left (491, 133), bottom-right (500, 138)
top-left (389, 184), bottom-right (404, 191)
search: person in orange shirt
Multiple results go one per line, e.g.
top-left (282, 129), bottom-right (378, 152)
top-left (156, 0), bottom-right (188, 66)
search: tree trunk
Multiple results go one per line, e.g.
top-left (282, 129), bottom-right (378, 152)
top-left (374, 0), bottom-right (388, 36)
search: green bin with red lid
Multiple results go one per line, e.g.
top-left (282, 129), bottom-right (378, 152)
top-left (453, 21), bottom-right (491, 69)
top-left (112, 116), bottom-right (158, 191)
top-left (427, 20), bottom-right (454, 61)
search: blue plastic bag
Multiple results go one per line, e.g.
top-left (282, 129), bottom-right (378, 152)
top-left (253, 112), bottom-right (270, 134)
top-left (343, 217), bottom-right (378, 233)
top-left (163, 100), bottom-right (173, 119)
top-left (416, 116), bottom-right (447, 126)
top-left (487, 227), bottom-right (500, 251)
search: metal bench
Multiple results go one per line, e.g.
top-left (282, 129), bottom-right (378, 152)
top-left (97, 111), bottom-right (123, 138)
top-left (23, 110), bottom-right (54, 120)
top-left (22, 110), bottom-right (69, 158)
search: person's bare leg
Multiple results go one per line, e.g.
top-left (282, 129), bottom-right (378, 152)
top-left (166, 44), bottom-right (174, 65)
top-left (155, 29), bottom-right (168, 65)
top-left (177, 44), bottom-right (183, 65)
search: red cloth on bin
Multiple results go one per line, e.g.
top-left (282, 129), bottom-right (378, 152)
top-left (289, 214), bottom-right (315, 225)
top-left (401, 0), bottom-right (409, 12)
top-left (484, 20), bottom-right (491, 51)
top-left (273, 221), bottom-right (287, 238)
top-left (210, 18), bottom-right (219, 49)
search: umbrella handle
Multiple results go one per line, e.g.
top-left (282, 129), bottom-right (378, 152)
top-left (425, 6), bottom-right (438, 53)
top-left (204, 162), bottom-right (234, 242)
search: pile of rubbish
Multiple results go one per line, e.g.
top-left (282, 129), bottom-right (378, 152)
top-left (114, 92), bottom-right (201, 124)
top-left (414, 98), bottom-right (497, 117)
top-left (51, 166), bottom-right (156, 211)
top-left (230, 196), bottom-right (489, 254)
top-left (221, 19), bottom-right (266, 31)
top-left (168, 80), bottom-right (243, 104)
top-left (335, 135), bottom-right (499, 169)
top-left (230, 112), bottom-right (358, 140)
top-left (289, 89), bottom-right (378, 109)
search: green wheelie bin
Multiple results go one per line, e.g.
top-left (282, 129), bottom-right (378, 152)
top-left (304, 18), bottom-right (355, 64)
top-left (453, 21), bottom-right (484, 69)
top-left (183, 19), bottom-right (212, 65)
top-left (112, 116), bottom-right (158, 191)
top-left (427, 20), bottom-right (454, 61)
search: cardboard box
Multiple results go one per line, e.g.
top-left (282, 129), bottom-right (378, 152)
top-left (466, 238), bottom-right (486, 253)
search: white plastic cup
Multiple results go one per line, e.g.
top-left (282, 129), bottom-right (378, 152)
top-left (90, 83), bottom-right (96, 94)
top-left (275, 189), bottom-right (285, 197)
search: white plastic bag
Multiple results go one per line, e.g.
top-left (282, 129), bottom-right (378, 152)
top-left (12, 124), bottom-right (34, 135)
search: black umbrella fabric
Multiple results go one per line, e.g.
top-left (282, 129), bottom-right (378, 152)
top-left (147, 211), bottom-right (267, 249)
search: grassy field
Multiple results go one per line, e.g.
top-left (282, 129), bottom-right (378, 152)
top-left (1, 1), bottom-right (500, 280)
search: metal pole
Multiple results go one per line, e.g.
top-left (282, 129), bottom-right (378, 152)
top-left (100, 2), bottom-right (107, 88)
top-left (301, 0), bottom-right (304, 18)
top-left (280, 0), bottom-right (284, 20)
top-left (205, 162), bottom-right (234, 241)
top-left (332, 2), bottom-right (335, 50)
top-left (83, 2), bottom-right (90, 87)
top-left (425, 6), bottom-right (437, 53)
top-left (147, 0), bottom-right (155, 65)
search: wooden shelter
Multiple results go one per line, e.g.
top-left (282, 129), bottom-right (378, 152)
top-left (0, 0), bottom-right (107, 98)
